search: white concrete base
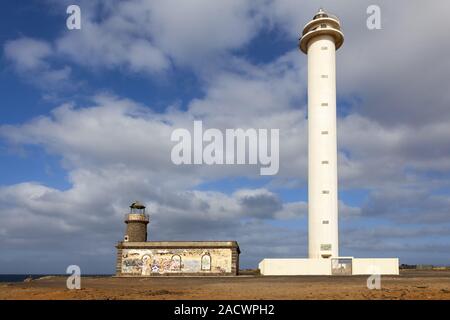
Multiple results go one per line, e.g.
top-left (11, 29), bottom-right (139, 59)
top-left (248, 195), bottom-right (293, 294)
top-left (258, 257), bottom-right (399, 276)
top-left (351, 258), bottom-right (399, 275)
top-left (259, 258), bottom-right (332, 275)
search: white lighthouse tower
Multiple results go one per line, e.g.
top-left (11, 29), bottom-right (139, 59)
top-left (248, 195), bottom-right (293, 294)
top-left (258, 9), bottom-right (399, 276)
top-left (300, 8), bottom-right (344, 260)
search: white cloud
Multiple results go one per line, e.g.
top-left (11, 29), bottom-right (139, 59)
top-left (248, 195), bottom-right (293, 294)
top-left (56, 19), bottom-right (170, 73)
top-left (4, 38), bottom-right (52, 71)
top-left (4, 37), bottom-right (72, 88)
top-left (49, 0), bottom-right (265, 74)
top-left (144, 0), bottom-right (263, 66)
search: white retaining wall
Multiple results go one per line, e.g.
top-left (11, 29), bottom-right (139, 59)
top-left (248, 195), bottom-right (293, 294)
top-left (259, 257), bottom-right (399, 275)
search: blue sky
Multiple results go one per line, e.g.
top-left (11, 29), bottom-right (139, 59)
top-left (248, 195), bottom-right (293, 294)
top-left (0, 0), bottom-right (449, 274)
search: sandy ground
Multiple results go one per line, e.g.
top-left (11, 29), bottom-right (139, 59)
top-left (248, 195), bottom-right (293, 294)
top-left (0, 270), bottom-right (449, 300)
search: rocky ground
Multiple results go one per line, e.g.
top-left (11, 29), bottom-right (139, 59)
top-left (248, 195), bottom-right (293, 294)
top-left (0, 270), bottom-right (449, 300)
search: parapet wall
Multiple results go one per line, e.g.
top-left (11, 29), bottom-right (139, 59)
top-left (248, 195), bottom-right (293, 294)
top-left (352, 258), bottom-right (399, 275)
top-left (259, 257), bottom-right (399, 276)
top-left (259, 259), bottom-right (332, 275)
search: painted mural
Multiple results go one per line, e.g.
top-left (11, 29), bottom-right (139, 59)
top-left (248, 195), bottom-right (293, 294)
top-left (121, 248), bottom-right (232, 275)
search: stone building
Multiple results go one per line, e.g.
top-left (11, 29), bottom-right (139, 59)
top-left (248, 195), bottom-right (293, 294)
top-left (116, 202), bottom-right (240, 276)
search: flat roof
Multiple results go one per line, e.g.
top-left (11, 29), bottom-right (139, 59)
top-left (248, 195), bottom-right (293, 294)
top-left (117, 240), bottom-right (240, 253)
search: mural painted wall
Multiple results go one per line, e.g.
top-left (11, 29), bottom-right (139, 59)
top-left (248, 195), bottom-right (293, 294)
top-left (121, 248), bottom-right (232, 275)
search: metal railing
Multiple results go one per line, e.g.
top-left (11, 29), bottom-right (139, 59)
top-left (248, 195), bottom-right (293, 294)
top-left (327, 13), bottom-right (340, 21)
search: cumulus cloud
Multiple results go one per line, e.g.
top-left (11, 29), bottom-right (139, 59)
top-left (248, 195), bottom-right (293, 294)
top-left (9, 0), bottom-right (265, 77)
top-left (56, 19), bottom-right (170, 73)
top-left (4, 38), bottom-right (52, 71)
top-left (0, 88), bottom-right (309, 272)
top-left (4, 37), bottom-right (72, 88)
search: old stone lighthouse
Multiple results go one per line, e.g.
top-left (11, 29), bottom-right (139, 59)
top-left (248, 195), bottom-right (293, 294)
top-left (116, 201), bottom-right (240, 276)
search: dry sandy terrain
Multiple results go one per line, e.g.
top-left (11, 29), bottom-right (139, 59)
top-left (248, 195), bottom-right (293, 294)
top-left (0, 270), bottom-right (449, 300)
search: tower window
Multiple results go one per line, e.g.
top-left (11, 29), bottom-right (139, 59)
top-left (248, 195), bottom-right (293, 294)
top-left (321, 160), bottom-right (329, 164)
top-left (321, 103), bottom-right (328, 106)
top-left (321, 75), bottom-right (328, 78)
top-left (321, 46), bottom-right (328, 50)
top-left (321, 131), bottom-right (328, 135)
top-left (321, 244), bottom-right (332, 251)
top-left (322, 190), bottom-right (330, 194)
top-left (322, 220), bottom-right (329, 224)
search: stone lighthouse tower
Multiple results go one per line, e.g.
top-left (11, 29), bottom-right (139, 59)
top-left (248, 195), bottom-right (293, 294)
top-left (300, 9), bottom-right (344, 259)
top-left (124, 201), bottom-right (149, 242)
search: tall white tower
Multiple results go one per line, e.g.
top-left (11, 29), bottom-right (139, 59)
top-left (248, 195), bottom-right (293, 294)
top-left (259, 9), bottom-right (398, 276)
top-left (300, 9), bottom-right (344, 259)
